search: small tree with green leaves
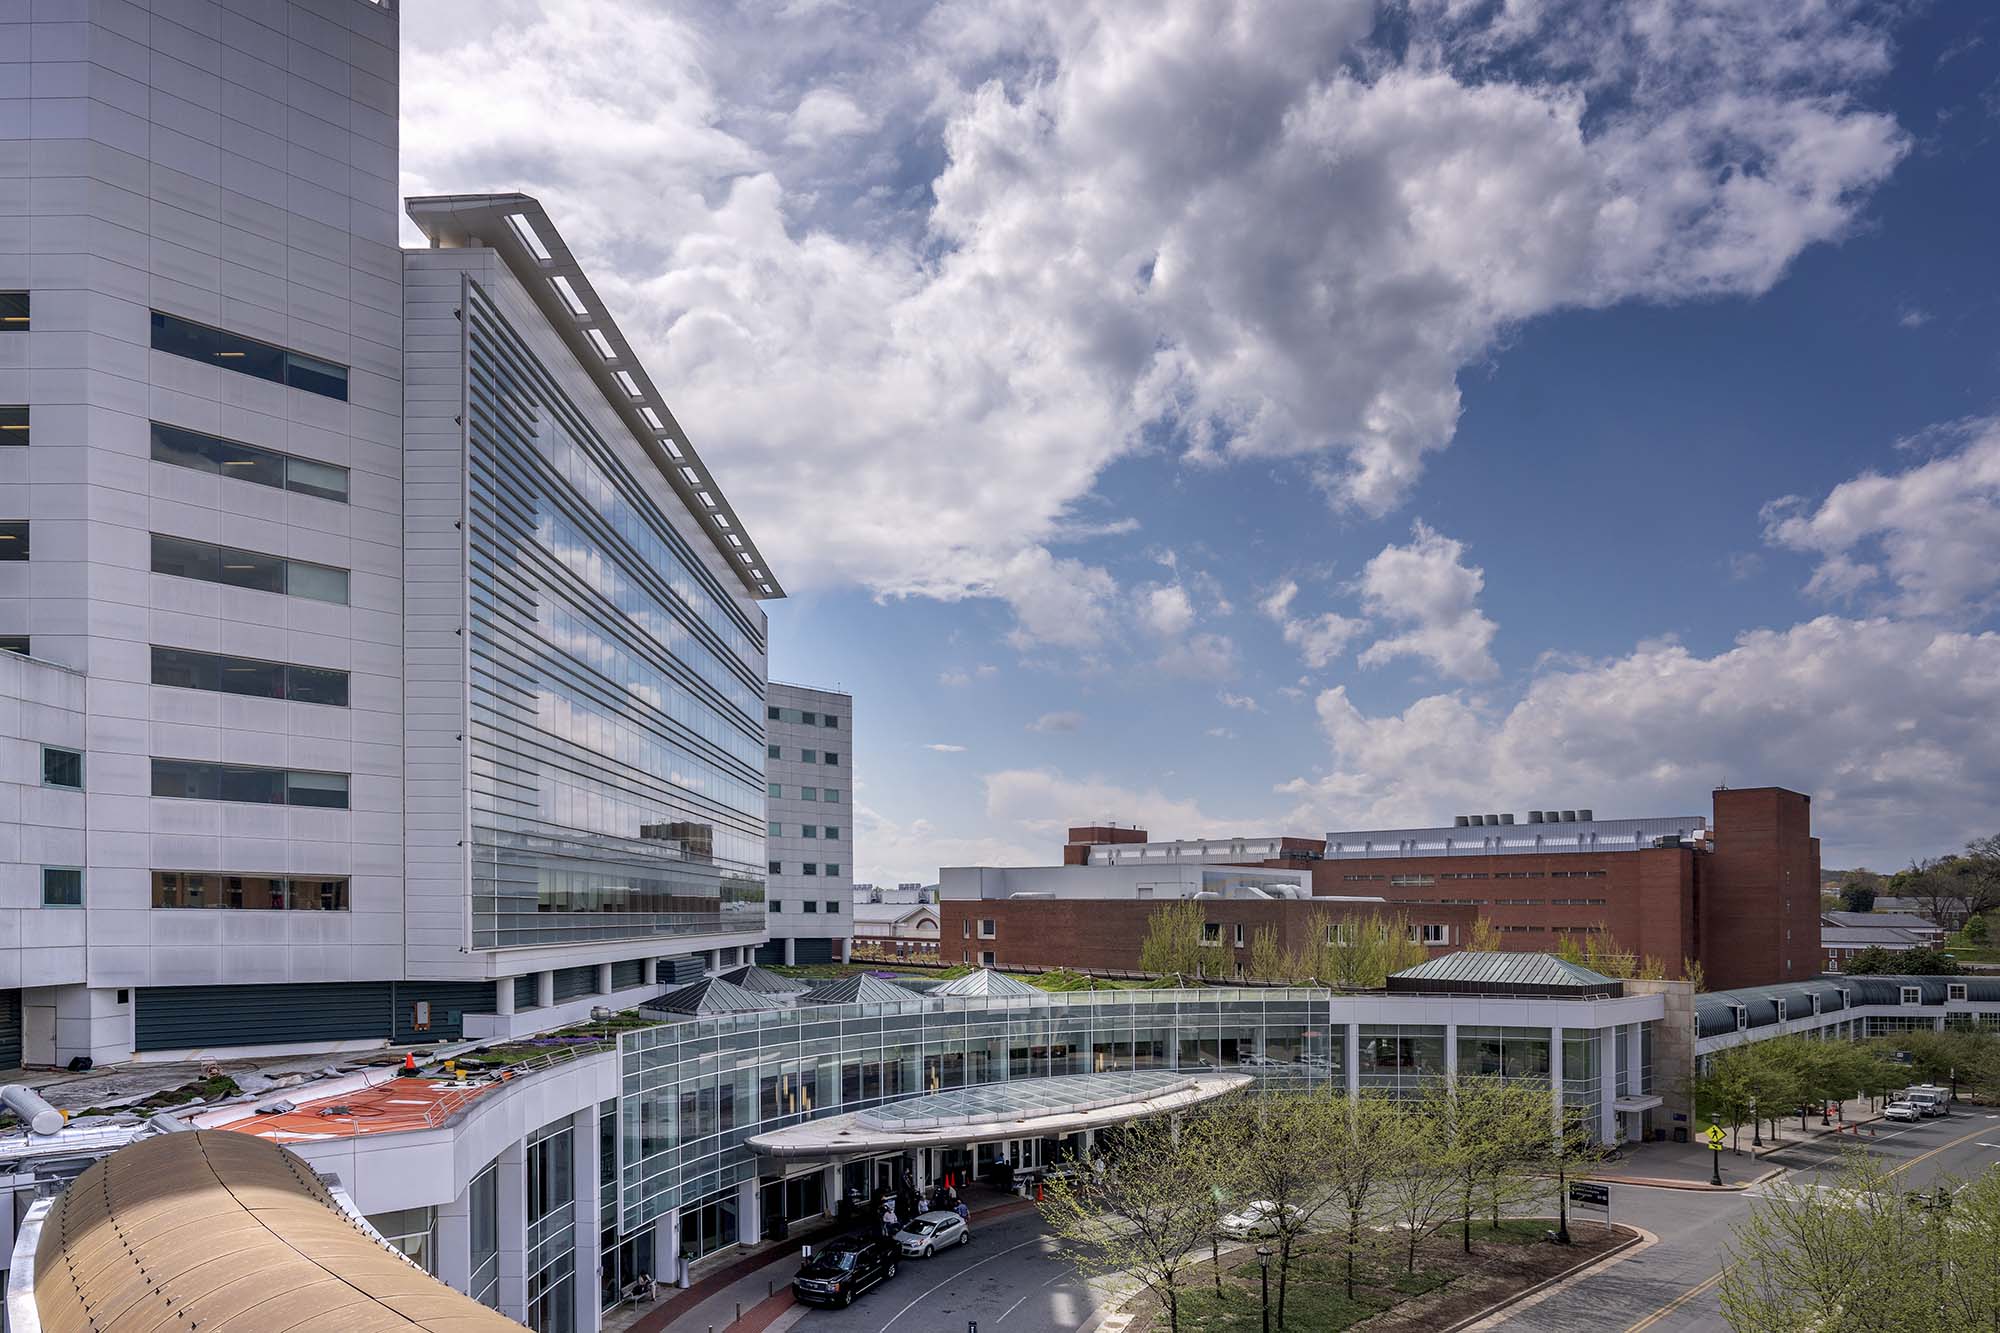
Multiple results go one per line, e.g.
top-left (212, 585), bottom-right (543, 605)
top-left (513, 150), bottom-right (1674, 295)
top-left (1235, 1091), bottom-right (1348, 1327)
top-left (1038, 1117), bottom-right (1211, 1333)
top-left (1323, 1092), bottom-right (1406, 1300)
top-left (1439, 1076), bottom-right (1553, 1253)
top-left (1138, 899), bottom-right (1208, 981)
top-left (1247, 924), bottom-right (1287, 982)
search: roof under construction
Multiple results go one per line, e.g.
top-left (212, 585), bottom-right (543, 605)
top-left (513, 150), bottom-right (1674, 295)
top-left (26, 1130), bottom-right (523, 1331)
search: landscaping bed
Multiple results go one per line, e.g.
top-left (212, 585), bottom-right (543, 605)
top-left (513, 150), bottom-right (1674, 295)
top-left (1139, 1220), bottom-right (1632, 1332)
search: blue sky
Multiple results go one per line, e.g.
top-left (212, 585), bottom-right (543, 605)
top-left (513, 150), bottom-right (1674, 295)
top-left (403, 2), bottom-right (2000, 883)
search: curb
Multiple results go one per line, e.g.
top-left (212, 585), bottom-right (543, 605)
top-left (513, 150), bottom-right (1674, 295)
top-left (1583, 1166), bottom-right (1781, 1192)
top-left (1444, 1225), bottom-right (1655, 1333)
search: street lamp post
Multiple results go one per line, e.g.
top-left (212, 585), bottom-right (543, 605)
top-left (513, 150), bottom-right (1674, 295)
top-left (1710, 1142), bottom-right (1722, 1187)
top-left (1750, 1097), bottom-right (1761, 1148)
top-left (1256, 1245), bottom-right (1273, 1333)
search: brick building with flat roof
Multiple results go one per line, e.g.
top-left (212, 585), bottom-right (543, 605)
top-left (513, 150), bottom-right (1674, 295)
top-left (1056, 787), bottom-right (1819, 990)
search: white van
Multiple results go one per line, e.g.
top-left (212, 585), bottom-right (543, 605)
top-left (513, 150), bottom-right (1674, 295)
top-left (1904, 1086), bottom-right (1950, 1117)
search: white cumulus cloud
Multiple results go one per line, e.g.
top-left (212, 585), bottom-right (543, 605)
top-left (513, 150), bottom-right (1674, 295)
top-left (1356, 522), bottom-right (1499, 680)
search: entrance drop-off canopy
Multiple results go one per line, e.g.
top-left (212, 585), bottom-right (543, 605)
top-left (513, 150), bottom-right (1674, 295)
top-left (746, 1070), bottom-right (1252, 1160)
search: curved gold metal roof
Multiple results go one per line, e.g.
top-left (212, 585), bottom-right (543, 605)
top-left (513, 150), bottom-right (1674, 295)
top-left (31, 1130), bottom-right (522, 1331)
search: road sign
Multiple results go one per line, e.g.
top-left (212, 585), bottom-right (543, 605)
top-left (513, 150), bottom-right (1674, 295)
top-left (1568, 1182), bottom-right (1611, 1207)
top-left (1704, 1124), bottom-right (1726, 1150)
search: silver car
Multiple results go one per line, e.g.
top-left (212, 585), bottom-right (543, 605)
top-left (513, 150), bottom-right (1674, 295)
top-left (893, 1210), bottom-right (970, 1257)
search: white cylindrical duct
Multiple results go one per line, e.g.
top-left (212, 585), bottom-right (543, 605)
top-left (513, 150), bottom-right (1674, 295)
top-left (2, 1085), bottom-right (65, 1136)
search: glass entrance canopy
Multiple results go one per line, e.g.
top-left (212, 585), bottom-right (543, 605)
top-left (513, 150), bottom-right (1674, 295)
top-left (747, 1070), bottom-right (1250, 1160)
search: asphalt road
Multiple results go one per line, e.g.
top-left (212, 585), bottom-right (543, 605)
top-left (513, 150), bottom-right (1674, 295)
top-left (792, 1207), bottom-right (1118, 1333)
top-left (791, 1109), bottom-right (2000, 1333)
top-left (1476, 1107), bottom-right (2000, 1333)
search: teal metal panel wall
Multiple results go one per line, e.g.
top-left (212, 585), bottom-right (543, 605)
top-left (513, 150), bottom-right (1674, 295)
top-left (552, 965), bottom-right (598, 1003)
top-left (136, 982), bottom-right (499, 1052)
top-left (611, 959), bottom-right (645, 991)
top-left (0, 990), bottom-right (21, 1069)
top-left (515, 974), bottom-right (540, 1010)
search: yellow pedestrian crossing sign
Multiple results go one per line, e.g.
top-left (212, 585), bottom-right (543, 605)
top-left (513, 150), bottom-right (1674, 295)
top-left (1704, 1124), bottom-right (1726, 1150)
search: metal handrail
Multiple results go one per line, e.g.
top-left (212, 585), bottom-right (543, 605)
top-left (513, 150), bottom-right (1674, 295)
top-left (418, 1043), bottom-right (595, 1128)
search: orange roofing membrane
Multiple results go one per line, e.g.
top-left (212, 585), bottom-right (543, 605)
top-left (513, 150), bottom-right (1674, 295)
top-left (31, 1130), bottom-right (524, 1331)
top-left (224, 1074), bottom-right (499, 1142)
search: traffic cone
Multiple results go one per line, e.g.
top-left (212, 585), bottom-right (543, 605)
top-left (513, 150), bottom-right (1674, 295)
top-left (401, 1052), bottom-right (417, 1078)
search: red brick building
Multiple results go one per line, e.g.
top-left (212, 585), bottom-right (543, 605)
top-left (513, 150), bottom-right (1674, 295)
top-left (1049, 787), bottom-right (1819, 990)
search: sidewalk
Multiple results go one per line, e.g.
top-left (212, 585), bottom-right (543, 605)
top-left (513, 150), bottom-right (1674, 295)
top-left (612, 1188), bottom-right (1038, 1333)
top-left (1587, 1099), bottom-right (1887, 1191)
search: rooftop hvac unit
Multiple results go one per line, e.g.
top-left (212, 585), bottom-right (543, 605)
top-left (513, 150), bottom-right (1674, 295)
top-left (1577, 808), bottom-right (1594, 821)
top-left (1500, 813), bottom-right (1515, 824)
top-left (1561, 810), bottom-right (1577, 822)
top-left (1527, 810), bottom-right (1544, 823)
top-left (1486, 814), bottom-right (1501, 825)
top-left (1454, 815), bottom-right (1470, 827)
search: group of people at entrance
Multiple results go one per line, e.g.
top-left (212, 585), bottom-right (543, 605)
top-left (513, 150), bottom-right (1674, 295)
top-left (877, 1164), bottom-right (972, 1237)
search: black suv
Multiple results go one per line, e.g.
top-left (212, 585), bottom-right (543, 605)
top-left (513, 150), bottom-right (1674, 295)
top-left (792, 1234), bottom-right (899, 1308)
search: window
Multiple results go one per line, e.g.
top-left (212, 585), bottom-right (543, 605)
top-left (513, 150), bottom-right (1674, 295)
top-left (41, 867), bottom-right (82, 908)
top-left (767, 782), bottom-right (783, 798)
top-left (801, 787), bottom-right (818, 802)
top-left (150, 423), bottom-right (349, 502)
top-left (770, 900), bottom-right (783, 913)
top-left (767, 744), bottom-right (781, 759)
top-left (802, 863), bottom-right (818, 876)
top-left (824, 751), bottom-right (840, 766)
top-left (0, 637), bottom-right (26, 655)
top-left (149, 311), bottom-right (349, 401)
top-left (1949, 983), bottom-right (1968, 1002)
top-left (801, 711), bottom-right (817, 725)
top-left (978, 918), bottom-right (996, 939)
top-left (824, 825), bottom-right (839, 840)
top-left (1201, 923), bottom-right (1222, 945)
top-left (801, 824), bottom-right (817, 838)
top-left (1732, 1005), bottom-right (1748, 1031)
top-left (1390, 874), bottom-right (1435, 887)
top-left (801, 749), bottom-right (817, 763)
top-left (0, 406), bottom-right (25, 443)
top-left (1419, 923), bottom-right (1448, 945)
top-left (149, 533), bottom-right (348, 604)
top-left (0, 292), bottom-right (26, 328)
top-left (822, 787), bottom-right (840, 802)
top-left (0, 521), bottom-right (26, 560)
top-left (767, 705), bottom-right (780, 720)
top-left (803, 900), bottom-right (818, 913)
top-left (766, 820), bottom-right (781, 836)
top-left (1901, 986), bottom-right (1921, 1005)
top-left (823, 714), bottom-right (839, 728)
top-left (150, 759), bottom-right (350, 808)
top-left (151, 646), bottom-right (349, 706)
top-left (152, 872), bottom-right (348, 909)
top-left (768, 860), bottom-right (782, 874)
top-left (42, 746), bottom-right (83, 789)
top-left (825, 900), bottom-right (840, 914)
top-left (826, 863), bottom-right (840, 876)
top-left (1232, 923), bottom-right (1245, 947)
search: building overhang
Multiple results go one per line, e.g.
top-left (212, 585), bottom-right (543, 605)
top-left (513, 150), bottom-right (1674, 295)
top-left (1613, 1094), bottom-right (1664, 1113)
top-left (745, 1071), bottom-right (1252, 1161)
top-left (405, 192), bottom-right (783, 600)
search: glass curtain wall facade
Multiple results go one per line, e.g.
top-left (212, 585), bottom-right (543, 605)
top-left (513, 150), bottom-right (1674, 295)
top-left (526, 1118), bottom-right (577, 1333)
top-left (463, 286), bottom-right (768, 949)
top-left (619, 990), bottom-right (1368, 1234)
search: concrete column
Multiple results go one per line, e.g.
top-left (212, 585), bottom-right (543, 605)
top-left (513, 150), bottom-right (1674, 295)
top-left (1344, 1023), bottom-right (1360, 1097)
top-left (784, 937), bottom-right (797, 965)
top-left (496, 1140), bottom-right (528, 1321)
top-left (494, 978), bottom-right (515, 1017)
top-left (646, 958), bottom-right (661, 986)
top-left (1598, 1029), bottom-right (1619, 1144)
top-left (1548, 1026), bottom-right (1565, 1133)
top-left (668, 1207), bottom-right (688, 1287)
top-left (1443, 1022), bottom-right (1458, 1081)
top-left (437, 1182), bottom-right (473, 1293)
top-left (736, 1177), bottom-right (762, 1249)
top-left (571, 1106), bottom-right (601, 1333)
top-left (596, 962), bottom-right (613, 996)
top-left (535, 971), bottom-right (554, 1010)
top-left (840, 937), bottom-right (852, 963)
top-left (822, 1164), bottom-right (841, 1219)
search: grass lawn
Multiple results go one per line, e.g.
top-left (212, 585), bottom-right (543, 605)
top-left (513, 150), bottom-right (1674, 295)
top-left (1144, 1220), bottom-right (1613, 1332)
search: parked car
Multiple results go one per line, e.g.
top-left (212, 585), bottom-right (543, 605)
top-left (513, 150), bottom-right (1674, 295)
top-left (894, 1209), bottom-right (970, 1257)
top-left (1219, 1200), bottom-right (1302, 1239)
top-left (792, 1235), bottom-right (899, 1307)
top-left (1884, 1101), bottom-right (1922, 1122)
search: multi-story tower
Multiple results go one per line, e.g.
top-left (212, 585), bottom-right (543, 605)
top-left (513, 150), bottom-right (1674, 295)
top-left (0, 1), bottom-right (779, 1067)
top-left (761, 682), bottom-right (854, 963)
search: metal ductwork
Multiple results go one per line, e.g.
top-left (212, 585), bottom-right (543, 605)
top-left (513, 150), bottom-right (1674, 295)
top-left (3, 1084), bottom-right (65, 1136)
